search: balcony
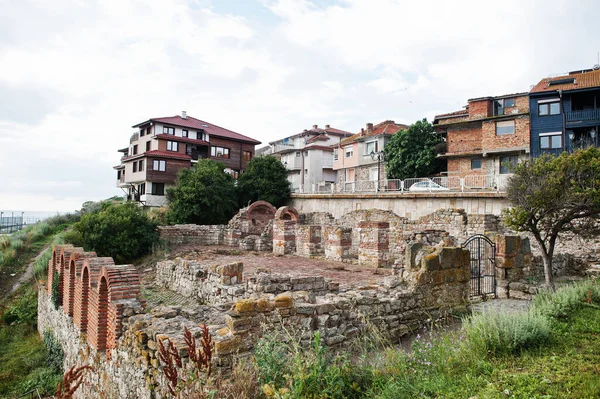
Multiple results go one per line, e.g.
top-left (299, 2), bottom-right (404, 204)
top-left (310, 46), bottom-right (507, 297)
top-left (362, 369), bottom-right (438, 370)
top-left (322, 157), bottom-right (333, 169)
top-left (272, 143), bottom-right (297, 153)
top-left (566, 109), bottom-right (600, 124)
top-left (186, 149), bottom-right (209, 161)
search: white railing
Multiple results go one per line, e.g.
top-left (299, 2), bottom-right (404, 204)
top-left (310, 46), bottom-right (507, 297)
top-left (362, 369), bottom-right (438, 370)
top-left (291, 174), bottom-right (512, 194)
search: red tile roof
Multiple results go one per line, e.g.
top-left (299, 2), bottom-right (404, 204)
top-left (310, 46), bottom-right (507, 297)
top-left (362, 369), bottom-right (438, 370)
top-left (531, 69), bottom-right (600, 93)
top-left (133, 115), bottom-right (261, 144)
top-left (154, 134), bottom-right (210, 146)
top-left (338, 120), bottom-right (408, 146)
top-left (305, 134), bottom-right (331, 143)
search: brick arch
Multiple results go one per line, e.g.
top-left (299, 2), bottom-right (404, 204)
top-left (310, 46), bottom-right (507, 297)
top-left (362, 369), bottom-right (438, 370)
top-left (275, 206), bottom-right (299, 221)
top-left (245, 201), bottom-right (276, 223)
top-left (57, 247), bottom-right (84, 308)
top-left (99, 264), bottom-right (145, 353)
top-left (95, 276), bottom-right (110, 352)
top-left (75, 257), bottom-right (114, 333)
top-left (48, 244), bottom-right (73, 294)
top-left (63, 252), bottom-right (96, 317)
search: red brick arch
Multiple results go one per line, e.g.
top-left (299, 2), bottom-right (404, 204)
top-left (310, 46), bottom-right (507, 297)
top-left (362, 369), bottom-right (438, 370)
top-left (275, 206), bottom-right (299, 221)
top-left (63, 252), bottom-right (96, 317)
top-left (75, 257), bottom-right (114, 334)
top-left (245, 201), bottom-right (276, 223)
top-left (57, 247), bottom-right (84, 308)
top-left (48, 244), bottom-right (73, 294)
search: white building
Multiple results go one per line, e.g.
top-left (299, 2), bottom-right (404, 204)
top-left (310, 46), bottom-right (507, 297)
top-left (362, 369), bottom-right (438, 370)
top-left (257, 125), bottom-right (352, 192)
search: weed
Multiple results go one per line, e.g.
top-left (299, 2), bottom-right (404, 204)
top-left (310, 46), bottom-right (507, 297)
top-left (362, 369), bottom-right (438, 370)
top-left (55, 365), bottom-right (94, 399)
top-left (43, 330), bottom-right (64, 373)
top-left (532, 278), bottom-right (600, 319)
top-left (2, 288), bottom-right (38, 327)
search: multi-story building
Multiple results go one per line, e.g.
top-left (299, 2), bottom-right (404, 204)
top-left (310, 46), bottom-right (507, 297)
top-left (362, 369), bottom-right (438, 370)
top-left (433, 93), bottom-right (530, 185)
top-left (114, 112), bottom-right (261, 206)
top-left (530, 67), bottom-right (600, 157)
top-left (258, 124), bottom-right (352, 192)
top-left (333, 121), bottom-right (408, 190)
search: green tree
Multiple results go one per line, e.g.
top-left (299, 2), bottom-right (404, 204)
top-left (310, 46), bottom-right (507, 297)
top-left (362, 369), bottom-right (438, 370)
top-left (237, 155), bottom-right (291, 208)
top-left (165, 159), bottom-right (238, 225)
top-left (384, 118), bottom-right (444, 179)
top-left (503, 147), bottom-right (600, 289)
top-left (74, 202), bottom-right (158, 263)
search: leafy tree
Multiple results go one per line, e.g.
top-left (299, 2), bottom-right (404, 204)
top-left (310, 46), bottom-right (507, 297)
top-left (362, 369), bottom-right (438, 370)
top-left (236, 155), bottom-right (291, 208)
top-left (74, 202), bottom-right (158, 263)
top-left (384, 118), bottom-right (444, 179)
top-left (165, 159), bottom-right (238, 225)
top-left (503, 147), bottom-right (600, 289)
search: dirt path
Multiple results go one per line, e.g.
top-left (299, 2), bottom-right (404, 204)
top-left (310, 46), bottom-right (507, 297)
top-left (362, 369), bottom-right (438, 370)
top-left (4, 243), bottom-right (51, 298)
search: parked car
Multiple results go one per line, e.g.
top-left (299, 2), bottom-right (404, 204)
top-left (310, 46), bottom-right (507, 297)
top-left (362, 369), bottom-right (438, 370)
top-left (408, 180), bottom-right (450, 192)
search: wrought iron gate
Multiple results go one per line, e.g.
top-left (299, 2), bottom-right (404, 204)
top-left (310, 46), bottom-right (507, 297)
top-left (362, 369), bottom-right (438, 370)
top-left (461, 234), bottom-right (496, 297)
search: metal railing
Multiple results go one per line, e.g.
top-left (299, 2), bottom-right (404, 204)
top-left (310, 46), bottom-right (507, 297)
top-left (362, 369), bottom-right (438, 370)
top-left (292, 174), bottom-right (512, 194)
top-left (566, 109), bottom-right (600, 122)
top-left (0, 214), bottom-right (42, 234)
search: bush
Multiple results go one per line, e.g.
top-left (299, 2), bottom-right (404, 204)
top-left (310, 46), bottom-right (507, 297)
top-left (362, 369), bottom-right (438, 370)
top-left (532, 279), bottom-right (600, 319)
top-left (33, 249), bottom-right (53, 281)
top-left (463, 310), bottom-right (551, 356)
top-left (2, 288), bottom-right (38, 327)
top-left (9, 237), bottom-right (24, 252)
top-left (74, 202), bottom-right (159, 263)
top-left (62, 229), bottom-right (83, 247)
top-left (43, 330), bottom-right (64, 373)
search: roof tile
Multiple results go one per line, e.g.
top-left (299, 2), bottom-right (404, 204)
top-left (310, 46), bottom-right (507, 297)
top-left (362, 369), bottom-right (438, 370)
top-left (531, 69), bottom-right (600, 93)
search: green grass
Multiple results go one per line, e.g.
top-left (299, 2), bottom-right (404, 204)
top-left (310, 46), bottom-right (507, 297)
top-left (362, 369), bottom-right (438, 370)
top-left (254, 279), bottom-right (600, 399)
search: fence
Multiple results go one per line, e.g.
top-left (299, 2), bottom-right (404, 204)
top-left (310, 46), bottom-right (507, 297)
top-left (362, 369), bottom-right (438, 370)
top-left (303, 174), bottom-right (511, 194)
top-left (0, 213), bottom-right (42, 234)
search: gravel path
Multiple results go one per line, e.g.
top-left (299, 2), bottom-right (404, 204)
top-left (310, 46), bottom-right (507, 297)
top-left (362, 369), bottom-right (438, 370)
top-left (4, 242), bottom-right (51, 298)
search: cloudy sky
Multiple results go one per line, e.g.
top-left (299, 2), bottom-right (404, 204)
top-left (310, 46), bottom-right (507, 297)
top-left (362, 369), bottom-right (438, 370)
top-left (1, 0), bottom-right (599, 212)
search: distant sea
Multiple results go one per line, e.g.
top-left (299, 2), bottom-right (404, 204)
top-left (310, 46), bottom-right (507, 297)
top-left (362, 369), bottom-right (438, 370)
top-left (1, 210), bottom-right (68, 221)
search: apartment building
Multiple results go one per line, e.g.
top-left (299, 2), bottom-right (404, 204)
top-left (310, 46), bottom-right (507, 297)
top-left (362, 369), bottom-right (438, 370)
top-left (114, 112), bottom-right (261, 206)
top-left (333, 121), bottom-right (408, 189)
top-left (433, 93), bottom-right (530, 182)
top-left (530, 67), bottom-right (600, 157)
top-left (258, 124), bottom-right (352, 191)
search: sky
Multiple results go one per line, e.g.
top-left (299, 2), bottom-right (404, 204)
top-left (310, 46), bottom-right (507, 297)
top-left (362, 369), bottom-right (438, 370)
top-left (1, 0), bottom-right (599, 213)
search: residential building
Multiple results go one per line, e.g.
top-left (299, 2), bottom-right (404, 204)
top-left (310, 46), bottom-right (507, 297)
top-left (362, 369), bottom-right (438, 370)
top-left (530, 67), bottom-right (600, 157)
top-left (114, 111), bottom-right (261, 206)
top-left (258, 124), bottom-right (352, 192)
top-left (433, 93), bottom-right (530, 183)
top-left (333, 121), bottom-right (408, 190)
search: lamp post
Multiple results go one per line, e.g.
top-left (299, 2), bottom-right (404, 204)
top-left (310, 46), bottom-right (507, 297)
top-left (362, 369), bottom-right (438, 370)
top-left (370, 150), bottom-right (385, 192)
top-left (568, 131), bottom-right (575, 153)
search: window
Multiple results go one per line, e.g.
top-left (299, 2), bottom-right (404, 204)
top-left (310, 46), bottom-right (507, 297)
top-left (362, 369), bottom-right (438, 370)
top-left (496, 120), bottom-right (515, 135)
top-left (140, 128), bottom-right (145, 137)
top-left (538, 100), bottom-right (560, 116)
top-left (365, 141), bottom-right (378, 155)
top-left (167, 141), bottom-right (178, 152)
top-left (345, 146), bottom-right (353, 158)
top-left (133, 144), bottom-right (138, 155)
top-left (345, 168), bottom-right (355, 182)
top-left (146, 141), bottom-right (151, 151)
top-left (153, 159), bottom-right (166, 171)
top-left (369, 167), bottom-right (378, 181)
top-left (138, 160), bottom-right (144, 172)
top-left (163, 126), bottom-right (175, 135)
top-left (133, 162), bottom-right (137, 172)
top-left (151, 183), bottom-right (165, 196)
top-left (540, 133), bottom-right (562, 150)
top-left (138, 183), bottom-right (145, 195)
top-left (182, 129), bottom-right (188, 138)
top-left (305, 169), bottom-right (308, 175)
top-left (500, 155), bottom-right (518, 174)
top-left (333, 148), bottom-right (338, 161)
top-left (117, 170), bottom-right (121, 179)
top-left (211, 146), bottom-right (230, 158)
top-left (504, 98), bottom-right (515, 107)
top-left (471, 158), bottom-right (482, 170)
top-left (197, 130), bottom-right (205, 141)
top-left (243, 151), bottom-right (252, 161)
top-left (296, 151), bottom-right (301, 157)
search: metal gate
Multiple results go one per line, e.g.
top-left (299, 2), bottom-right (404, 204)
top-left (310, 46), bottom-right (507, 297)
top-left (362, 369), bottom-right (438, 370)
top-left (461, 234), bottom-right (496, 297)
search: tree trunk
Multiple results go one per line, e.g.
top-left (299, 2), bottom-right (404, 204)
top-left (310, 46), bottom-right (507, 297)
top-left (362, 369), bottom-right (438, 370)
top-left (540, 251), bottom-right (555, 291)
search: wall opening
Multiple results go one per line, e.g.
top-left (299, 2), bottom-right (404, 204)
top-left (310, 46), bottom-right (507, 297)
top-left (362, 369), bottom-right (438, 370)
top-left (80, 267), bottom-right (90, 332)
top-left (97, 276), bottom-right (109, 351)
top-left (68, 260), bottom-right (76, 316)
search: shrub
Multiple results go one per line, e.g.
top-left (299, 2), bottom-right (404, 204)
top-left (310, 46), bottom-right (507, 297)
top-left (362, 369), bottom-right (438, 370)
top-left (9, 237), bottom-right (25, 252)
top-left (62, 229), bottom-right (83, 247)
top-left (532, 279), bottom-right (600, 319)
top-left (51, 270), bottom-right (60, 310)
top-left (463, 310), bottom-right (551, 356)
top-left (34, 249), bottom-right (53, 281)
top-left (236, 155), bottom-right (291, 208)
top-left (43, 330), bottom-right (64, 373)
top-left (1, 289), bottom-right (38, 327)
top-left (74, 202), bottom-right (159, 263)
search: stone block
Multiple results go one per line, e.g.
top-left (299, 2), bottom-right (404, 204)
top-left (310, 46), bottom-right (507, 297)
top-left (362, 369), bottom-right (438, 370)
top-left (274, 292), bottom-right (293, 308)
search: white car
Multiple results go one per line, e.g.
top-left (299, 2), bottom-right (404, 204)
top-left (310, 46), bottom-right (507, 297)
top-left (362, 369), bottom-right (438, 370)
top-left (408, 180), bottom-right (450, 192)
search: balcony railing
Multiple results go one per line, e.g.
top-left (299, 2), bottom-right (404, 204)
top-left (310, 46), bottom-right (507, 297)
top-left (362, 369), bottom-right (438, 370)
top-left (566, 109), bottom-right (600, 123)
top-left (297, 174), bottom-right (512, 194)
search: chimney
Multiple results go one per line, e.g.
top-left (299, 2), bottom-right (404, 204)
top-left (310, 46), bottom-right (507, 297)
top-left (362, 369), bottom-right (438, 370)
top-left (325, 124), bottom-right (330, 128)
top-left (366, 123), bottom-right (373, 132)
top-left (313, 124), bottom-right (318, 129)
top-left (182, 110), bottom-right (187, 119)
top-left (361, 128), bottom-right (365, 135)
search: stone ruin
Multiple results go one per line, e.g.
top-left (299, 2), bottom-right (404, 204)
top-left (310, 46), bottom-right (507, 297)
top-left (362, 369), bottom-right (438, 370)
top-left (37, 202), bottom-right (597, 398)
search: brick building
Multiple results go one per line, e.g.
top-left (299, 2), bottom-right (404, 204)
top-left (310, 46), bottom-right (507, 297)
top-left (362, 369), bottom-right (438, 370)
top-left (333, 121), bottom-right (408, 190)
top-left (433, 93), bottom-right (530, 185)
top-left (114, 112), bottom-right (261, 206)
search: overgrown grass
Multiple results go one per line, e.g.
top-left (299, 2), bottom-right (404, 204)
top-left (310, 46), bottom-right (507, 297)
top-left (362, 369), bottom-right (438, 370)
top-left (33, 233), bottom-right (65, 281)
top-left (251, 279), bottom-right (600, 399)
